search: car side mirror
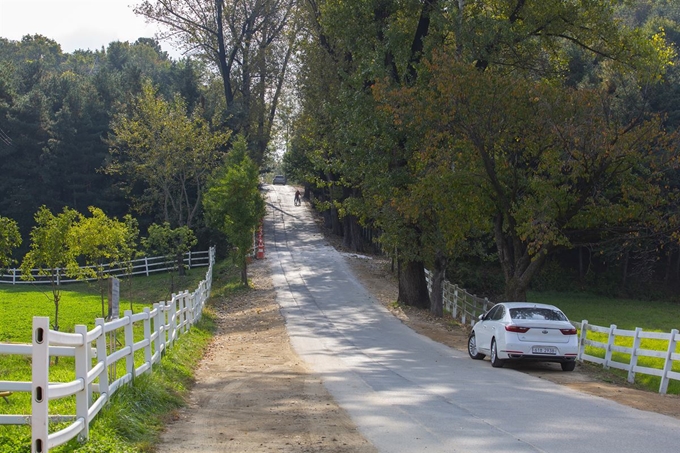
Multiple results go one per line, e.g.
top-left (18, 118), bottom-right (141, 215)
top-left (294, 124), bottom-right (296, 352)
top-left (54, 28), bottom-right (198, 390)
top-left (478, 314), bottom-right (484, 321)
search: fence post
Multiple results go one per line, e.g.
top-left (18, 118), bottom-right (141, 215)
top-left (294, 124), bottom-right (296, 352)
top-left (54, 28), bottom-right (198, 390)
top-left (578, 320), bottom-right (588, 361)
top-left (56, 267), bottom-right (61, 286)
top-left (124, 310), bottom-right (135, 380)
top-left (74, 324), bottom-right (90, 442)
top-left (170, 294), bottom-right (177, 347)
top-left (627, 327), bottom-right (642, 384)
top-left (180, 291), bottom-right (187, 334)
top-left (144, 257), bottom-right (150, 276)
top-left (188, 250), bottom-right (192, 269)
top-left (186, 290), bottom-right (195, 328)
top-left (603, 324), bottom-right (617, 369)
top-left (659, 329), bottom-right (679, 394)
top-left (95, 318), bottom-right (109, 397)
top-left (195, 282), bottom-right (204, 322)
top-left (452, 285), bottom-right (459, 321)
top-left (143, 308), bottom-right (152, 371)
top-left (152, 303), bottom-right (161, 363)
top-left (31, 317), bottom-right (50, 453)
top-left (159, 302), bottom-right (167, 357)
top-left (12, 268), bottom-right (16, 285)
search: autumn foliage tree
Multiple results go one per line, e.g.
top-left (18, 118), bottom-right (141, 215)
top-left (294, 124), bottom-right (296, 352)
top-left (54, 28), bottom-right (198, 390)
top-left (293, 0), bottom-right (678, 309)
top-left (377, 55), bottom-right (679, 301)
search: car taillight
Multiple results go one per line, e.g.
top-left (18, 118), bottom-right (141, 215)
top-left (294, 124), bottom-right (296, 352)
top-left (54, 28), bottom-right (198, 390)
top-left (560, 328), bottom-right (577, 335)
top-left (505, 325), bottom-right (530, 333)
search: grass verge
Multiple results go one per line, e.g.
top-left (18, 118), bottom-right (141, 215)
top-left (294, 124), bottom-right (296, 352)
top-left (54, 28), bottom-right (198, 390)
top-left (0, 259), bottom-right (242, 452)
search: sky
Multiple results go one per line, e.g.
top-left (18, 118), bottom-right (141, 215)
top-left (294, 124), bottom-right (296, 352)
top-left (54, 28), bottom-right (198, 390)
top-left (0, 0), bottom-right (181, 58)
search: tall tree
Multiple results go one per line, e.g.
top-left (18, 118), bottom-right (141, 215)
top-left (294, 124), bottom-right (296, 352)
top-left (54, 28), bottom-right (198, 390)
top-left (295, 0), bottom-right (677, 307)
top-left (384, 56), bottom-right (679, 300)
top-left (203, 135), bottom-right (265, 285)
top-left (108, 80), bottom-right (230, 228)
top-left (136, 0), bottom-right (300, 165)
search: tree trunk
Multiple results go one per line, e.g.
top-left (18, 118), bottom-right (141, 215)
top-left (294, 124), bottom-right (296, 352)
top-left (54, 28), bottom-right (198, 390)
top-left (342, 215), bottom-right (365, 252)
top-left (494, 214), bottom-right (548, 301)
top-left (622, 249), bottom-right (630, 289)
top-left (430, 251), bottom-right (447, 317)
top-left (503, 277), bottom-right (528, 301)
top-left (241, 254), bottom-right (248, 286)
top-left (177, 253), bottom-right (186, 276)
top-left (398, 259), bottom-right (430, 309)
top-left (330, 205), bottom-right (343, 236)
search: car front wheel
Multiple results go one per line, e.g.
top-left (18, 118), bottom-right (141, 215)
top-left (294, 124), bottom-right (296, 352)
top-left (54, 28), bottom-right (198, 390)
top-left (490, 339), bottom-right (504, 368)
top-left (468, 333), bottom-right (485, 360)
top-left (561, 361), bottom-right (576, 372)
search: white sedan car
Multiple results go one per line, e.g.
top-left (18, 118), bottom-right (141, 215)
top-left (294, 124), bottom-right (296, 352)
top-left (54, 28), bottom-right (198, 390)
top-left (467, 302), bottom-right (578, 371)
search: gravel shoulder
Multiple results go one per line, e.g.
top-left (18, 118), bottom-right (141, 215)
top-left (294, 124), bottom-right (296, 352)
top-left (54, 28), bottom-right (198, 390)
top-left (158, 225), bottom-right (679, 452)
top-left (157, 258), bottom-right (377, 453)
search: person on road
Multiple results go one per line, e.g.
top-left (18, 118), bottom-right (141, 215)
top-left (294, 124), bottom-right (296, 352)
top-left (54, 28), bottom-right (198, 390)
top-left (294, 190), bottom-right (302, 206)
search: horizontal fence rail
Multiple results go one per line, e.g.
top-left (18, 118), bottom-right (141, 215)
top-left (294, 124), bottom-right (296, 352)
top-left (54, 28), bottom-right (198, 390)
top-left (424, 270), bottom-right (495, 326)
top-left (425, 269), bottom-right (680, 394)
top-left (577, 321), bottom-right (680, 394)
top-left (0, 250), bottom-right (211, 285)
top-left (0, 247), bottom-right (215, 452)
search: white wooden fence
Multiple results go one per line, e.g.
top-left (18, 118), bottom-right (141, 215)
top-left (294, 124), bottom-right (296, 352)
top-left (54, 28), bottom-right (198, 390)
top-left (576, 321), bottom-right (680, 394)
top-left (0, 247), bottom-right (215, 452)
top-left (425, 270), bottom-right (680, 394)
top-left (0, 249), bottom-right (212, 285)
top-left (424, 270), bottom-right (495, 326)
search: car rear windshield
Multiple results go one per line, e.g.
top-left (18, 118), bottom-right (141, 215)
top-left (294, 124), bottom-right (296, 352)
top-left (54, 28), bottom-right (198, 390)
top-left (509, 307), bottom-right (567, 321)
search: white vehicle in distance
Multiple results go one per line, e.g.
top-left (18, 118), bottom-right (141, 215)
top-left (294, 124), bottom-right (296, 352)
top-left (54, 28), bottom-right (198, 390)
top-left (272, 175), bottom-right (286, 185)
top-left (467, 302), bottom-right (578, 371)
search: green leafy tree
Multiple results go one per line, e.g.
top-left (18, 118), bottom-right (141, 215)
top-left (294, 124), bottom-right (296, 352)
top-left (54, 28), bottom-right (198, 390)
top-left (71, 207), bottom-right (139, 318)
top-left (108, 80), bottom-right (230, 229)
top-left (295, 0), bottom-right (677, 308)
top-left (203, 135), bottom-right (265, 285)
top-left (142, 222), bottom-right (198, 294)
top-left (20, 206), bottom-right (80, 333)
top-left (381, 55), bottom-right (679, 300)
top-left (0, 216), bottom-right (22, 271)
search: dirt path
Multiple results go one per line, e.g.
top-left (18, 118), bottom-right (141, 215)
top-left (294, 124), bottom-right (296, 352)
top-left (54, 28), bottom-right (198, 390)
top-left (158, 240), bottom-right (680, 452)
top-left (157, 259), bottom-right (376, 452)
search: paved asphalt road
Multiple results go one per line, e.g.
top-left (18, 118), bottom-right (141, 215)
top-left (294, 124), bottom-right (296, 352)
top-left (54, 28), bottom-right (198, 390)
top-left (264, 184), bottom-right (680, 453)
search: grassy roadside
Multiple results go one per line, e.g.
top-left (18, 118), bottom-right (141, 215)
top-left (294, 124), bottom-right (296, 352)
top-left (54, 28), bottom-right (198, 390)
top-left (0, 259), bottom-right (242, 452)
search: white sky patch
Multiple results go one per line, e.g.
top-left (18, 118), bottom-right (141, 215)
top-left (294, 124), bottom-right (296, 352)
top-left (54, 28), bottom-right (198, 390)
top-left (0, 0), bottom-right (180, 57)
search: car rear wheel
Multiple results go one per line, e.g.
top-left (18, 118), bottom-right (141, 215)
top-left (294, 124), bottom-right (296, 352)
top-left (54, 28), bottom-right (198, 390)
top-left (468, 333), bottom-right (485, 360)
top-left (490, 339), bottom-right (504, 368)
top-left (561, 361), bottom-right (576, 372)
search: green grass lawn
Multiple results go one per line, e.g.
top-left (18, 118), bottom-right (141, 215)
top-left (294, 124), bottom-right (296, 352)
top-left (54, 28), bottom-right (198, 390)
top-left (0, 269), bottom-right (208, 343)
top-left (530, 291), bottom-right (680, 331)
top-left (0, 262), bottom-right (236, 452)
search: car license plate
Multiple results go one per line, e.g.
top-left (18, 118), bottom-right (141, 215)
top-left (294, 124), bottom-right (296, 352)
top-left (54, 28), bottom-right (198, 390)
top-left (532, 346), bottom-right (557, 355)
